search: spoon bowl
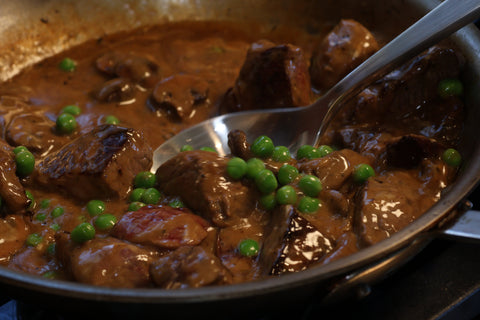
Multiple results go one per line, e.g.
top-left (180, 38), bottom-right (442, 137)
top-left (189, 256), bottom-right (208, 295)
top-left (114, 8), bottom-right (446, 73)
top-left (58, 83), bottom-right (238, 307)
top-left (152, 0), bottom-right (480, 172)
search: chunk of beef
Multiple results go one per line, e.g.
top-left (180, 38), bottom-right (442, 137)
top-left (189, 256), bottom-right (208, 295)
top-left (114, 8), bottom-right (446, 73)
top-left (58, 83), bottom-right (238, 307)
top-left (113, 205), bottom-right (210, 249)
top-left (96, 51), bottom-right (159, 88)
top-left (334, 130), bottom-right (446, 170)
top-left (8, 247), bottom-right (52, 275)
top-left (385, 134), bottom-right (444, 169)
top-left (298, 149), bottom-right (372, 190)
top-left (221, 40), bottom-right (311, 112)
top-left (354, 169), bottom-right (442, 246)
top-left (35, 125), bottom-right (152, 201)
top-left (310, 19), bottom-right (379, 91)
top-left (259, 205), bottom-right (335, 275)
top-left (156, 150), bottom-right (258, 226)
top-left (328, 46), bottom-right (464, 146)
top-left (150, 246), bottom-right (232, 289)
top-left (151, 74), bottom-right (209, 121)
top-left (332, 128), bottom-right (394, 162)
top-left (55, 233), bottom-right (152, 288)
top-left (0, 140), bottom-right (30, 214)
top-left (0, 215), bottom-right (28, 263)
top-left (216, 215), bottom-right (265, 283)
top-left (321, 189), bottom-right (350, 217)
top-left (93, 78), bottom-right (136, 103)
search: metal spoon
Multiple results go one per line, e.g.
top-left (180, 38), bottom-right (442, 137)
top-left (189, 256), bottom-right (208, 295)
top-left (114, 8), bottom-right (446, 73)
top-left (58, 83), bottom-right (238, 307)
top-left (152, 0), bottom-right (480, 171)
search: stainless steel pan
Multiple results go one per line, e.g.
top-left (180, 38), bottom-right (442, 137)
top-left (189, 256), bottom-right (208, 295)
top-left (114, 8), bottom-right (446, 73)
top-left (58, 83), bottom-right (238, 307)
top-left (1, 0), bottom-right (480, 318)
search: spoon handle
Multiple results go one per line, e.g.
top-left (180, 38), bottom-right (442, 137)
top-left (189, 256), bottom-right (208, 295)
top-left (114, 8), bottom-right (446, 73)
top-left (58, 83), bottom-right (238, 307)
top-left (315, 0), bottom-right (480, 140)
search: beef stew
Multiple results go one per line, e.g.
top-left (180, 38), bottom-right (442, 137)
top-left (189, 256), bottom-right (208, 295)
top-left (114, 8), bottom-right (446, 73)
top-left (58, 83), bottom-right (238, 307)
top-left (0, 20), bottom-right (464, 289)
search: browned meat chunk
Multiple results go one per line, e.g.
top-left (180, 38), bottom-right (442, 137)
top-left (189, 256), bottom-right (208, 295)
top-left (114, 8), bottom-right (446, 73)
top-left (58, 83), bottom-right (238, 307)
top-left (0, 140), bottom-right (29, 214)
top-left (384, 134), bottom-right (445, 169)
top-left (0, 215), bottom-right (28, 264)
top-left (354, 167), bottom-right (447, 246)
top-left (150, 246), bottom-right (232, 289)
top-left (35, 125), bottom-right (152, 201)
top-left (334, 130), bottom-right (447, 170)
top-left (327, 46), bottom-right (465, 146)
top-left (310, 19), bottom-right (379, 91)
top-left (55, 233), bottom-right (152, 288)
top-left (113, 205), bottom-right (210, 249)
top-left (221, 40), bottom-right (311, 112)
top-left (96, 51), bottom-right (159, 88)
top-left (259, 205), bottom-right (335, 275)
top-left (216, 214), bottom-right (265, 283)
top-left (298, 149), bottom-right (372, 190)
top-left (156, 150), bottom-right (258, 226)
top-left (151, 74), bottom-right (210, 121)
top-left (7, 247), bottom-right (52, 275)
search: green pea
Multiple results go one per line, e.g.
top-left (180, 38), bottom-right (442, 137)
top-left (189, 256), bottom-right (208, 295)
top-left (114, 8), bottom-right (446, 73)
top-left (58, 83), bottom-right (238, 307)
top-left (317, 145), bottom-right (334, 157)
top-left (42, 271), bottom-right (57, 279)
top-left (277, 164), bottom-right (299, 185)
top-left (51, 206), bottom-right (64, 218)
top-left (130, 188), bottom-right (146, 202)
top-left (40, 199), bottom-right (51, 209)
top-left (180, 144), bottom-right (194, 152)
top-left (25, 190), bottom-right (35, 209)
top-left (134, 171), bottom-right (156, 188)
top-left (199, 147), bottom-right (217, 153)
top-left (46, 243), bottom-right (56, 255)
top-left (35, 213), bottom-right (47, 221)
top-left (251, 135), bottom-right (274, 158)
top-left (128, 201), bottom-right (146, 211)
top-left (59, 57), bottom-right (76, 72)
top-left (50, 223), bottom-right (61, 231)
top-left (238, 239), bottom-right (259, 257)
top-left (442, 148), bottom-right (462, 167)
top-left (246, 158), bottom-right (265, 179)
top-left (255, 169), bottom-right (278, 194)
top-left (71, 222), bottom-right (95, 243)
top-left (86, 200), bottom-right (105, 216)
top-left (13, 146), bottom-right (28, 155)
top-left (296, 145), bottom-right (321, 160)
top-left (94, 214), bottom-right (117, 231)
top-left (297, 196), bottom-right (320, 214)
top-left (353, 164), bottom-right (375, 183)
top-left (260, 193), bottom-right (277, 211)
top-left (56, 113), bottom-right (77, 134)
top-left (227, 157), bottom-right (248, 180)
top-left (61, 105), bottom-right (81, 116)
top-left (275, 185), bottom-right (297, 205)
top-left (298, 175), bottom-right (322, 197)
top-left (169, 199), bottom-right (185, 208)
top-left (15, 150), bottom-right (35, 177)
top-left (104, 115), bottom-right (120, 125)
top-left (26, 233), bottom-right (43, 247)
top-left (141, 188), bottom-right (162, 204)
top-left (438, 78), bottom-right (463, 99)
top-left (271, 146), bottom-right (291, 162)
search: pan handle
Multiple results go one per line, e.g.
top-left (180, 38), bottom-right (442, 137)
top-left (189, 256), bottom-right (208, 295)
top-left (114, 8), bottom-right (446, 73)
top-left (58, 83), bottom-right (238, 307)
top-left (437, 206), bottom-right (480, 242)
